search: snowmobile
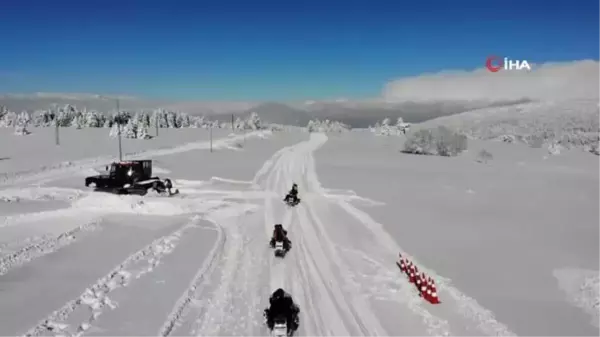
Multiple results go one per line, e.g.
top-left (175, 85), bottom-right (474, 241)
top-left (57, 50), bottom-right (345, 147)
top-left (274, 241), bottom-right (287, 258)
top-left (272, 315), bottom-right (290, 337)
top-left (284, 197), bottom-right (300, 207)
top-left (264, 288), bottom-right (300, 336)
top-left (85, 160), bottom-right (179, 196)
top-left (270, 224), bottom-right (291, 257)
top-left (283, 183), bottom-right (301, 206)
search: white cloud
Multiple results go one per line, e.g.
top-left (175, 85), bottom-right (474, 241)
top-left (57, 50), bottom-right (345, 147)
top-left (382, 60), bottom-right (599, 102)
top-left (0, 92), bottom-right (139, 100)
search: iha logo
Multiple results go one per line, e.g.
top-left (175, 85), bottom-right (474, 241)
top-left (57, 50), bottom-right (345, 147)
top-left (486, 55), bottom-right (532, 72)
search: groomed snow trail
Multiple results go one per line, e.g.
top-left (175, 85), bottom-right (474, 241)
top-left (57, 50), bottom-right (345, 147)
top-left (191, 132), bottom-right (516, 336)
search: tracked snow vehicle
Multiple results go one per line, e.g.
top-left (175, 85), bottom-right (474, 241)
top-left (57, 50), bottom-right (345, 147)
top-left (84, 160), bottom-right (178, 196)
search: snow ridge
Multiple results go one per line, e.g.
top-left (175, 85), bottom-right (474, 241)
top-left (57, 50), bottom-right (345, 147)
top-left (0, 220), bottom-right (100, 276)
top-left (554, 268), bottom-right (600, 328)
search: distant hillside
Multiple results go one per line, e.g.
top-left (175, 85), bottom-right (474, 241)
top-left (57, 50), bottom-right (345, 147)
top-left (416, 99), bottom-right (599, 152)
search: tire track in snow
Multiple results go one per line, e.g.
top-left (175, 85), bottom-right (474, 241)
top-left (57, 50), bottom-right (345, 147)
top-left (23, 216), bottom-right (202, 337)
top-left (0, 220), bottom-right (100, 276)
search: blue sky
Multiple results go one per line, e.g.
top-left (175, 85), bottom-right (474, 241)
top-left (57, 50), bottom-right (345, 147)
top-left (0, 0), bottom-right (598, 101)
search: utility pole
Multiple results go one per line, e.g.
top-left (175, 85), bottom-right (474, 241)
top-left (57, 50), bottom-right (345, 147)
top-left (53, 105), bottom-right (60, 146)
top-left (116, 98), bottom-right (123, 161)
top-left (210, 126), bottom-right (213, 152)
top-left (231, 114), bottom-right (234, 131)
top-left (155, 111), bottom-right (159, 137)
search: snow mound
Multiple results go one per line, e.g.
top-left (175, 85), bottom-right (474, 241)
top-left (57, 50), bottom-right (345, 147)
top-left (71, 194), bottom-right (188, 216)
top-left (554, 268), bottom-right (600, 328)
top-left (70, 193), bottom-right (237, 216)
top-left (0, 187), bottom-right (85, 202)
top-left (152, 166), bottom-right (172, 174)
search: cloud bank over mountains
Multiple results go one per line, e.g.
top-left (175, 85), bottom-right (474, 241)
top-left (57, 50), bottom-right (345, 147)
top-left (382, 60), bottom-right (599, 102)
top-left (1, 60), bottom-right (597, 127)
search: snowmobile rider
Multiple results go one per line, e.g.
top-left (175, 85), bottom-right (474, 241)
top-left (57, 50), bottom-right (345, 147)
top-left (264, 288), bottom-right (300, 332)
top-left (284, 183), bottom-right (299, 203)
top-left (270, 224), bottom-right (291, 251)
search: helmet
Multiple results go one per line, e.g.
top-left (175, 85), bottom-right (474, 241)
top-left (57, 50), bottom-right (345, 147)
top-left (275, 224), bottom-right (282, 229)
top-left (292, 183), bottom-right (297, 188)
top-left (273, 288), bottom-right (285, 299)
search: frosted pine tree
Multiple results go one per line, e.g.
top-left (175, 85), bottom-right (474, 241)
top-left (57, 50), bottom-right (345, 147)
top-left (14, 111), bottom-right (31, 135)
top-left (85, 110), bottom-right (102, 128)
top-left (0, 106), bottom-right (8, 123)
top-left (0, 111), bottom-right (17, 127)
top-left (247, 112), bottom-right (261, 130)
top-left (166, 111), bottom-right (178, 128)
top-left (176, 112), bottom-right (191, 128)
top-left (123, 118), bottom-right (137, 138)
top-left (191, 115), bottom-right (206, 128)
top-left (109, 124), bottom-right (120, 137)
top-left (123, 113), bottom-right (142, 138)
top-left (71, 112), bottom-right (85, 129)
top-left (136, 113), bottom-right (150, 139)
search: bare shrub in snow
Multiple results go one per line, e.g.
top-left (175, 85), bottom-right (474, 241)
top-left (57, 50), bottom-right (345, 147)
top-left (267, 124), bottom-right (285, 132)
top-left (403, 126), bottom-right (468, 156)
top-left (547, 142), bottom-right (563, 155)
top-left (370, 117), bottom-right (410, 136)
top-left (476, 149), bottom-right (493, 163)
top-left (307, 119), bottom-right (350, 133)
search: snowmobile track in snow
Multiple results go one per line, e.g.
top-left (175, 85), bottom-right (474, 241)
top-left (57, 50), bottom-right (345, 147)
top-left (158, 218), bottom-right (226, 337)
top-left (23, 216), bottom-right (204, 337)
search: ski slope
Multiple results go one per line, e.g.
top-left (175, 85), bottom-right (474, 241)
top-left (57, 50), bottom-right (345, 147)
top-left (0, 129), bottom-right (597, 336)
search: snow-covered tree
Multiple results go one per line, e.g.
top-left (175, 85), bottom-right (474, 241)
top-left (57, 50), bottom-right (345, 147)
top-left (0, 110), bottom-right (16, 127)
top-left (123, 113), bottom-right (139, 138)
top-left (233, 117), bottom-right (246, 130)
top-left (85, 110), bottom-right (103, 128)
top-left (166, 111), bottom-right (178, 128)
top-left (306, 119), bottom-right (350, 133)
top-left (177, 112), bottom-right (191, 128)
top-left (109, 123), bottom-right (121, 137)
top-left (14, 111), bottom-right (31, 135)
top-left (403, 126), bottom-right (467, 156)
top-left (247, 112), bottom-right (261, 130)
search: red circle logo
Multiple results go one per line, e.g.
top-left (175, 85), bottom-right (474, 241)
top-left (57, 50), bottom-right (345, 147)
top-left (486, 55), bottom-right (502, 72)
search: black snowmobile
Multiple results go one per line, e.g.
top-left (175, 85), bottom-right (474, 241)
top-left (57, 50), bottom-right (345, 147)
top-left (264, 288), bottom-right (300, 336)
top-left (283, 183), bottom-right (300, 206)
top-left (270, 224), bottom-right (291, 258)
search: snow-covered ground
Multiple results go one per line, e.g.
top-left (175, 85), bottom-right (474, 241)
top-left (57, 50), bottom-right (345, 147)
top-left (0, 128), bottom-right (598, 336)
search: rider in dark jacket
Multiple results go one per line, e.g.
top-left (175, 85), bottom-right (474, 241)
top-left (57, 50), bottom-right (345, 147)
top-left (284, 183), bottom-right (299, 204)
top-left (270, 224), bottom-right (291, 250)
top-left (264, 288), bottom-right (300, 332)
